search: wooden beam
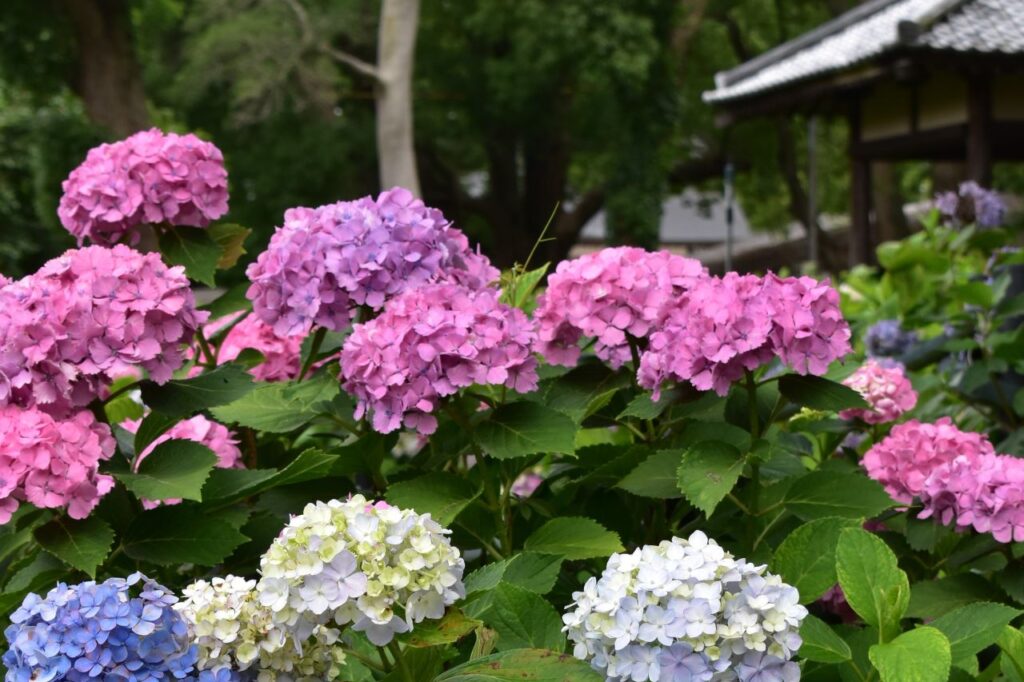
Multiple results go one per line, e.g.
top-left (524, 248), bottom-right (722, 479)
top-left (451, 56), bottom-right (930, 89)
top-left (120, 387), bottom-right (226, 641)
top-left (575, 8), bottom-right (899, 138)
top-left (848, 104), bottom-right (873, 267)
top-left (967, 74), bottom-right (993, 185)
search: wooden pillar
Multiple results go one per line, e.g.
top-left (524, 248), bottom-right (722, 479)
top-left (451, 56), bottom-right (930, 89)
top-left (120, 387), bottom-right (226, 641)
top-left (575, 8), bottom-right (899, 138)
top-left (849, 103), bottom-right (873, 267)
top-left (967, 75), bottom-right (993, 186)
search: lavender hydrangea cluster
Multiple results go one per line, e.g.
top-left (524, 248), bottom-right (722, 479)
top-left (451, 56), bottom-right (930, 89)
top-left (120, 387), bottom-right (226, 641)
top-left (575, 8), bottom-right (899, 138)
top-left (563, 531), bottom-right (806, 682)
top-left (2, 573), bottom-right (200, 681)
top-left (934, 181), bottom-right (1006, 228)
top-left (246, 187), bottom-right (499, 338)
top-left (341, 283), bottom-right (538, 434)
top-left (58, 128), bottom-right (229, 246)
top-left (533, 247), bottom-right (708, 368)
top-left (639, 273), bottom-right (851, 397)
top-left (864, 319), bottom-right (918, 359)
top-left (0, 245), bottom-right (208, 415)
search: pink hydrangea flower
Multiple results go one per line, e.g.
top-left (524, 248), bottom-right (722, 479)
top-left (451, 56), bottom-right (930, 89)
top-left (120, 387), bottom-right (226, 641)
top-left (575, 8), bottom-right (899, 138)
top-left (58, 128), bottom-right (229, 245)
top-left (638, 272), bottom-right (851, 397)
top-left (511, 472), bottom-right (544, 498)
top-left (839, 359), bottom-right (918, 424)
top-left (218, 313), bottom-right (304, 382)
top-left (341, 284), bottom-right (538, 435)
top-left (533, 247), bottom-right (708, 368)
top-left (920, 451), bottom-right (1024, 543)
top-left (0, 246), bottom-right (208, 415)
top-left (246, 187), bottom-right (499, 338)
top-left (121, 415), bottom-right (243, 509)
top-left (0, 406), bottom-right (115, 524)
top-left (861, 418), bottom-right (995, 505)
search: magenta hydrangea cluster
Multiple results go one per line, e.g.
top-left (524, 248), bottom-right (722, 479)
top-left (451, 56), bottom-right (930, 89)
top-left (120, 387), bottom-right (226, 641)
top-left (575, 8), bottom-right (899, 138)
top-left (638, 272), bottom-right (851, 397)
top-left (58, 128), bottom-right (229, 245)
top-left (0, 245), bottom-right (208, 415)
top-left (0, 406), bottom-right (115, 524)
top-left (122, 415), bottom-right (243, 509)
top-left (246, 187), bottom-right (499, 338)
top-left (865, 419), bottom-right (1024, 543)
top-left (839, 359), bottom-right (918, 424)
top-left (218, 312), bottom-right (304, 382)
top-left (533, 247), bottom-right (707, 368)
top-left (341, 283), bottom-right (538, 434)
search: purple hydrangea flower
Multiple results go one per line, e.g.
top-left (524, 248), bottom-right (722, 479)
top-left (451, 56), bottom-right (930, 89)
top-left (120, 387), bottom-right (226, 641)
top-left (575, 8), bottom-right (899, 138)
top-left (934, 181), bottom-right (1006, 228)
top-left (864, 319), bottom-right (918, 358)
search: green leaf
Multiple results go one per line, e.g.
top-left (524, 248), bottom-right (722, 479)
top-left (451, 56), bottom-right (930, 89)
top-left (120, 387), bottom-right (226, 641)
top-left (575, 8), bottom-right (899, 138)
top-left (931, 602), bottom-right (1021, 663)
top-left (33, 516), bottom-right (115, 578)
top-left (484, 583), bottom-right (565, 651)
top-left (436, 649), bottom-right (602, 682)
top-left (133, 412), bottom-right (176, 454)
top-left (202, 448), bottom-right (339, 504)
top-left (207, 223), bottom-right (251, 270)
top-left (537, 363), bottom-right (631, 423)
top-left (158, 226), bottom-right (221, 286)
top-left (114, 440), bottom-right (218, 502)
top-left (123, 506), bottom-right (247, 566)
top-left (785, 471), bottom-right (894, 521)
top-left (524, 517), bottom-right (622, 560)
top-left (868, 627), bottom-right (951, 682)
top-left (999, 627), bottom-right (1024, 679)
top-left (385, 473), bottom-right (481, 525)
top-left (464, 553), bottom-right (563, 596)
top-left (210, 373), bottom-right (340, 432)
top-left (618, 388), bottom-right (679, 420)
top-left (676, 441), bottom-right (744, 517)
top-left (836, 528), bottom-right (910, 641)
top-left (141, 364), bottom-right (255, 418)
top-left (908, 575), bottom-right (1008, 619)
top-left (770, 517), bottom-right (862, 603)
top-left (778, 374), bottom-right (868, 411)
top-left (951, 281), bottom-right (994, 308)
top-left (799, 614), bottom-right (852, 663)
top-left (618, 450), bottom-right (683, 499)
top-left (502, 263), bottom-right (549, 309)
top-left (476, 403), bottom-right (575, 460)
top-left (405, 608), bottom-right (481, 648)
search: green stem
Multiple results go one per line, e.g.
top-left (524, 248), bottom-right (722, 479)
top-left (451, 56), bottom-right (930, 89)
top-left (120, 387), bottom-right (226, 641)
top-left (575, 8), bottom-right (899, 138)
top-left (299, 327), bottom-right (327, 381)
top-left (626, 333), bottom-right (643, 377)
top-left (388, 641), bottom-right (414, 682)
top-left (376, 646), bottom-right (394, 673)
top-left (745, 371), bottom-right (761, 517)
top-left (342, 648), bottom-right (387, 672)
top-left (102, 380), bottom-right (142, 405)
top-left (195, 331), bottom-right (217, 368)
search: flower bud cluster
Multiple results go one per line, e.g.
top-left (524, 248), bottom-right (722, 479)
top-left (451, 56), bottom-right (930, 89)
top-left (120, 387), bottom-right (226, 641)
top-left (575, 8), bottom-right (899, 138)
top-left (839, 359), bottom-right (917, 424)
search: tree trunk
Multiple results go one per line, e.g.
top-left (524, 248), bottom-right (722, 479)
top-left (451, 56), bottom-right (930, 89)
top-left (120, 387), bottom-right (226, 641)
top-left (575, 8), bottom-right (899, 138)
top-left (61, 0), bottom-right (149, 138)
top-left (375, 0), bottom-right (422, 196)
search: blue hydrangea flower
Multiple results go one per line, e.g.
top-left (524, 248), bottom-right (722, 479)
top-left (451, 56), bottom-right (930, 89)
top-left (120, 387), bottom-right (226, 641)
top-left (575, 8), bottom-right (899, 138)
top-left (865, 319), bottom-right (917, 358)
top-left (934, 181), bottom-right (1006, 228)
top-left (3, 573), bottom-right (199, 681)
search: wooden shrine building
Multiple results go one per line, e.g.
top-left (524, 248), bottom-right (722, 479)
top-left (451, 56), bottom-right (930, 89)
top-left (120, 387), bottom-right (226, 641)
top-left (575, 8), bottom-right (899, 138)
top-left (703, 0), bottom-right (1024, 266)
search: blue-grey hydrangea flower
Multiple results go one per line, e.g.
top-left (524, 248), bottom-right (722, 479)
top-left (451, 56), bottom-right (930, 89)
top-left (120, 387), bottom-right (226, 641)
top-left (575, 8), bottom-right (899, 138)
top-left (865, 319), bottom-right (917, 359)
top-left (934, 181), bottom-right (1006, 228)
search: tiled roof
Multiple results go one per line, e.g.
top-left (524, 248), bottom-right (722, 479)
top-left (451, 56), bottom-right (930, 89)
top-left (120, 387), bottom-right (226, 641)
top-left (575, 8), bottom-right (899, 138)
top-left (704, 0), bottom-right (1024, 104)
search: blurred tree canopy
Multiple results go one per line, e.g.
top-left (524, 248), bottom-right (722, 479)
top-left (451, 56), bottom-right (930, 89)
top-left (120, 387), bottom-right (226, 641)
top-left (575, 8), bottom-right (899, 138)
top-left (1, 0), bottom-right (865, 278)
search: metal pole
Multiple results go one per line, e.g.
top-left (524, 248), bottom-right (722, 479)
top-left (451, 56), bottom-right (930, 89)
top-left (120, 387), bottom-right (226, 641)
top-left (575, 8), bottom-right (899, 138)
top-left (807, 116), bottom-right (819, 267)
top-left (724, 160), bottom-right (735, 272)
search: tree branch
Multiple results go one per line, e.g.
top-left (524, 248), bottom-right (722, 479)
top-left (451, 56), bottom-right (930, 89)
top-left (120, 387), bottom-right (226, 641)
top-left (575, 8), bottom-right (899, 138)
top-left (671, 0), bottom-right (710, 57)
top-left (278, 0), bottom-right (381, 82)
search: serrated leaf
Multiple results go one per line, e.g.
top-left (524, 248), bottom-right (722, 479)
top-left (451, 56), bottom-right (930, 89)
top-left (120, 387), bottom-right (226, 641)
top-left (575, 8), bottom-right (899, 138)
top-left (405, 608), bottom-right (481, 648)
top-left (158, 226), bottom-right (221, 286)
top-left (869, 627), bottom-right (951, 682)
top-left (141, 364), bottom-right (255, 418)
top-left (618, 450), bottom-right (683, 499)
top-left (502, 263), bottom-right (549, 310)
top-left (123, 506), bottom-right (246, 566)
top-left (931, 602), bottom-right (1021, 662)
top-left (537, 362), bottom-right (631, 423)
top-left (676, 441), bottom-right (744, 517)
top-left (524, 517), bottom-right (622, 560)
top-left (484, 583), bottom-right (565, 651)
top-left (34, 516), bottom-right (115, 578)
top-left (999, 626), bottom-right (1024, 679)
top-left (618, 388), bottom-right (679, 420)
top-left (778, 374), bottom-right (868, 411)
top-left (210, 373), bottom-right (340, 432)
top-left (436, 649), bottom-right (602, 682)
top-left (476, 403), bottom-right (575, 460)
top-left (785, 471), bottom-right (894, 520)
top-left (133, 412), bottom-right (176, 454)
top-left (207, 223), bottom-right (251, 270)
top-left (115, 440), bottom-right (218, 502)
top-left (464, 553), bottom-right (563, 596)
top-left (799, 614), bottom-right (852, 663)
top-left (385, 473), bottom-right (480, 525)
top-left (201, 448), bottom-right (338, 504)
top-left (770, 517), bottom-right (861, 603)
top-left (908, 575), bottom-right (1008, 619)
top-left (836, 528), bottom-right (910, 642)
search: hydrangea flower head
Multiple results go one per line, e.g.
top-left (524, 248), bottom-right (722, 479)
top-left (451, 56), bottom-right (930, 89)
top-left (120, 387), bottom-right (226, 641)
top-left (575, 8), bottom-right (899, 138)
top-left (121, 414), bottom-right (243, 508)
top-left (563, 531), bottom-right (806, 682)
top-left (246, 187), bottom-right (499, 337)
top-left (864, 319), bottom-right (917, 358)
top-left (341, 283), bottom-right (538, 434)
top-left (533, 247), bottom-right (708, 368)
top-left (3, 573), bottom-right (199, 681)
top-left (862, 417), bottom-right (995, 504)
top-left (58, 128), bottom-right (229, 245)
top-left (0, 245), bottom-right (207, 414)
top-left (839, 359), bottom-right (917, 424)
top-left (257, 495), bottom-right (465, 648)
top-left (934, 181), bottom-right (1006, 228)
top-left (0, 406), bottom-right (115, 524)
top-left (218, 313), bottom-right (304, 382)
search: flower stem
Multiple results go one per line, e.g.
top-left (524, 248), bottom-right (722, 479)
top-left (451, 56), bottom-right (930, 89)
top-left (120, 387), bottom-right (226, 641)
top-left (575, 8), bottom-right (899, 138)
top-left (299, 327), bottom-right (327, 381)
top-left (388, 640), bottom-right (414, 682)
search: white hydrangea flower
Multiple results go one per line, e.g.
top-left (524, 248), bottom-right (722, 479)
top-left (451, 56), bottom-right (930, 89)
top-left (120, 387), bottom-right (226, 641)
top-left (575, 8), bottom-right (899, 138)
top-left (563, 531), bottom-right (807, 682)
top-left (257, 496), bottom-right (465, 647)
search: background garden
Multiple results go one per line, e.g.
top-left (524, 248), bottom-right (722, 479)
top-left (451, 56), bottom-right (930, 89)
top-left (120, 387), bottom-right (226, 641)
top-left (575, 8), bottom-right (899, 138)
top-left (2, 1), bottom-right (1024, 682)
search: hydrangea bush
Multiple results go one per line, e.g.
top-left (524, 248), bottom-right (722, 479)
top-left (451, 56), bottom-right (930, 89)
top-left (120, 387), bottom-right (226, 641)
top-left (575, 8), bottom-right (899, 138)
top-left (2, 133), bottom-right (1022, 682)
